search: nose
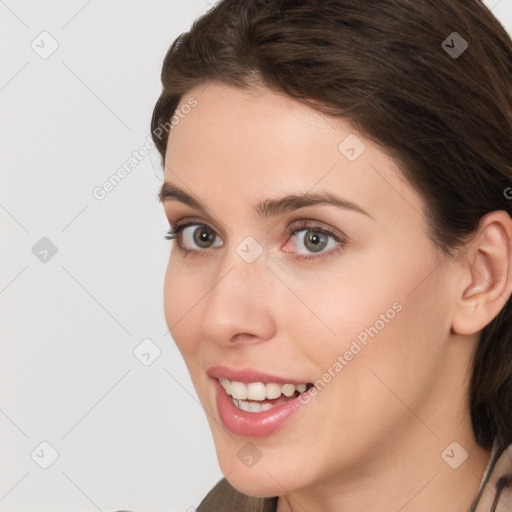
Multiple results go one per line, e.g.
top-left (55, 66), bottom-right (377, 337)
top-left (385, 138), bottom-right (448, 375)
top-left (200, 244), bottom-right (277, 346)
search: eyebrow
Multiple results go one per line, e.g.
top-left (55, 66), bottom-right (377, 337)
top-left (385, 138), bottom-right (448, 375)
top-left (158, 182), bottom-right (374, 220)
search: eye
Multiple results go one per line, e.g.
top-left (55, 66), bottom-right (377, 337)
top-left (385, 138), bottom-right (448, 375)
top-left (283, 221), bottom-right (346, 260)
top-left (165, 219), bottom-right (346, 261)
top-left (165, 221), bottom-right (222, 254)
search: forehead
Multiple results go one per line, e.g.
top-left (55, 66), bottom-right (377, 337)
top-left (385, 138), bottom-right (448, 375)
top-left (164, 82), bottom-right (424, 226)
top-left (167, 82), bottom-right (337, 158)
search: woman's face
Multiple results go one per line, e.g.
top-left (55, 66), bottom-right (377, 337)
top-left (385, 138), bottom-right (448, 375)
top-left (161, 82), bottom-right (472, 496)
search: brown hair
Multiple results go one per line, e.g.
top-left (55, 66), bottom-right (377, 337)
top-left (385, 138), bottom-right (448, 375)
top-left (151, 0), bottom-right (512, 451)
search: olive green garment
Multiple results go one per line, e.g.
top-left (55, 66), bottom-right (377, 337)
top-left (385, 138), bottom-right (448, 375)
top-left (196, 478), bottom-right (278, 512)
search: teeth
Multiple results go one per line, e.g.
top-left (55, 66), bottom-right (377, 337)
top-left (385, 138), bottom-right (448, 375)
top-left (281, 383), bottom-right (295, 397)
top-left (219, 378), bottom-right (310, 401)
top-left (229, 381), bottom-right (247, 399)
top-left (232, 392), bottom-right (308, 412)
top-left (247, 382), bottom-right (266, 401)
top-left (265, 383), bottom-right (282, 399)
top-left (232, 398), bottom-right (282, 413)
top-left (219, 378), bottom-right (232, 395)
top-left (232, 398), bottom-right (286, 412)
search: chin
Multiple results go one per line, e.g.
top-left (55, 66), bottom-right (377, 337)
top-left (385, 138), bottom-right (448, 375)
top-left (224, 473), bottom-right (284, 498)
top-left (218, 454), bottom-right (305, 498)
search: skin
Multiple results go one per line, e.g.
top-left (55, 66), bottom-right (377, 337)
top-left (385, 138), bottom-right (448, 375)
top-left (159, 82), bottom-right (512, 512)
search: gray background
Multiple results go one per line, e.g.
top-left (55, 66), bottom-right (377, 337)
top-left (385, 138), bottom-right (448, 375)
top-left (1, 1), bottom-right (511, 511)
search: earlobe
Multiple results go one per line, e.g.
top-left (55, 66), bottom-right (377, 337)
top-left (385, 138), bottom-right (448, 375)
top-left (452, 211), bottom-right (512, 336)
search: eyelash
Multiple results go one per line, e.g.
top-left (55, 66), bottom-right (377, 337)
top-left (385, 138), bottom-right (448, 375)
top-left (164, 219), bottom-right (346, 262)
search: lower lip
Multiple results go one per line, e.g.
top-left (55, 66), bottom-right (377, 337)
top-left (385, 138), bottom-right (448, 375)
top-left (212, 378), bottom-right (313, 438)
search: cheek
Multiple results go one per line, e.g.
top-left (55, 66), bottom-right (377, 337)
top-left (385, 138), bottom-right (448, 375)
top-left (273, 242), bottom-right (449, 381)
top-left (268, 258), bottom-right (402, 357)
top-left (163, 255), bottom-right (204, 355)
top-left (321, 265), bottom-right (452, 431)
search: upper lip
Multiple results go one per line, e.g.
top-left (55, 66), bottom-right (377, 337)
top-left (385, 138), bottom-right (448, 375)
top-left (207, 365), bottom-right (311, 385)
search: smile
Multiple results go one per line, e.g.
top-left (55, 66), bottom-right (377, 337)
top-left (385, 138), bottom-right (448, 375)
top-left (220, 378), bottom-right (314, 412)
top-left (211, 377), bottom-right (316, 438)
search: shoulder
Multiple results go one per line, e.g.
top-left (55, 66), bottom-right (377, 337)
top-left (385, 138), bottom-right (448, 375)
top-left (196, 477), bottom-right (278, 512)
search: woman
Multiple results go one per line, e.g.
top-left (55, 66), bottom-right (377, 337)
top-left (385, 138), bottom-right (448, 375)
top-left (150, 0), bottom-right (512, 510)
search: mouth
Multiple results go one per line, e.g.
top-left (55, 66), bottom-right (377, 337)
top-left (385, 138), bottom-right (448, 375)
top-left (207, 365), bottom-right (317, 436)
top-left (218, 378), bottom-right (315, 413)
top-left (211, 375), bottom-right (316, 437)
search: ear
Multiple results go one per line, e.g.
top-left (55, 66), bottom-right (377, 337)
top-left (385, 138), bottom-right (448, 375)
top-left (452, 210), bottom-right (512, 336)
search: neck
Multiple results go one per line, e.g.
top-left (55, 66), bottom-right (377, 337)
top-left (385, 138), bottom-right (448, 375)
top-left (276, 431), bottom-right (491, 512)
top-left (276, 332), bottom-right (493, 512)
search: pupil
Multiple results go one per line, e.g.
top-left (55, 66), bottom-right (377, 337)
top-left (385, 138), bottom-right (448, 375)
top-left (194, 227), bottom-right (213, 247)
top-left (305, 231), bottom-right (327, 253)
